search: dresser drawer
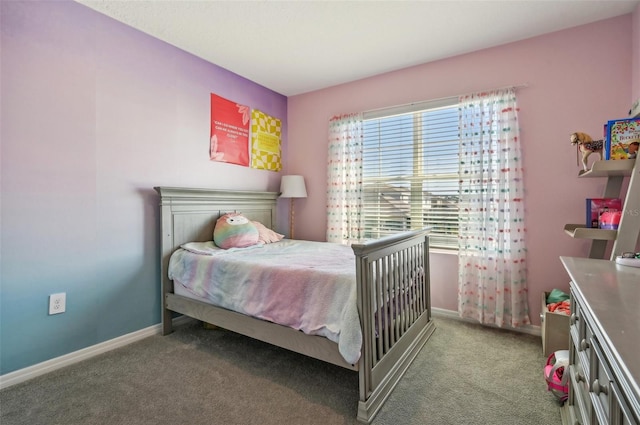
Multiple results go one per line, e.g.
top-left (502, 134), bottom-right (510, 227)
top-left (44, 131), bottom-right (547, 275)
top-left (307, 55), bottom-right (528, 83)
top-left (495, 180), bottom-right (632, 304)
top-left (570, 364), bottom-right (590, 425)
top-left (591, 338), bottom-right (614, 425)
top-left (570, 295), bottom-right (583, 338)
top-left (570, 295), bottom-right (593, 367)
top-left (572, 306), bottom-right (593, 387)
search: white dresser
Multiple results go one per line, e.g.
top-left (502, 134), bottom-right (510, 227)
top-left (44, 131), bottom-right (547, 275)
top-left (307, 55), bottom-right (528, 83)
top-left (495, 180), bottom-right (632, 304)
top-left (560, 256), bottom-right (640, 425)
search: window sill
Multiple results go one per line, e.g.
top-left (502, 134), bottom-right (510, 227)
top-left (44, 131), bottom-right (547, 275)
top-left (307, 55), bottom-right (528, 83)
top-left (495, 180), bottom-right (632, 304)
top-left (429, 247), bottom-right (458, 256)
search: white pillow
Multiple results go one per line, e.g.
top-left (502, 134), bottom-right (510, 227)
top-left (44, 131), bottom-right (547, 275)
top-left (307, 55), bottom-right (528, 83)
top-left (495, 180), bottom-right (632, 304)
top-left (252, 221), bottom-right (284, 244)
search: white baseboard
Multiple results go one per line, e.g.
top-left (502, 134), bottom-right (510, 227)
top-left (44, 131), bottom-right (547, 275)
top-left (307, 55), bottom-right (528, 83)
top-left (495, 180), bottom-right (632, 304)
top-left (0, 315), bottom-right (194, 390)
top-left (432, 307), bottom-right (541, 337)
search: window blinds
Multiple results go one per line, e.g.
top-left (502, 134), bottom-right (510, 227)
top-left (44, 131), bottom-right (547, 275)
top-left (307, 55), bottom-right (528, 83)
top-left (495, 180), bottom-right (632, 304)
top-left (362, 97), bottom-right (460, 250)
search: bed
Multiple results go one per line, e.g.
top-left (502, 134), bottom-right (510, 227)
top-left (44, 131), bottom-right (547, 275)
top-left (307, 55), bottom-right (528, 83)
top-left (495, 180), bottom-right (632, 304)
top-left (155, 186), bottom-right (436, 423)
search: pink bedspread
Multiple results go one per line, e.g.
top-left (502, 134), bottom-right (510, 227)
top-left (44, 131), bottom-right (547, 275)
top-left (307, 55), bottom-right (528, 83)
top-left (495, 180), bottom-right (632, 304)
top-left (168, 240), bottom-right (362, 364)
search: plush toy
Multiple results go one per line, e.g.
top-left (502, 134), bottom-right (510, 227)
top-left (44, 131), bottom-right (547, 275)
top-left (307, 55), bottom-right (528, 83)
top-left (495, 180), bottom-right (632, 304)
top-left (570, 132), bottom-right (603, 173)
top-left (213, 213), bottom-right (259, 249)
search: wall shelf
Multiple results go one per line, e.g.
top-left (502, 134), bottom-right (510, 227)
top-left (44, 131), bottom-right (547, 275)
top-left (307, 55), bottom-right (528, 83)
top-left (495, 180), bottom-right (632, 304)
top-left (563, 224), bottom-right (617, 240)
top-left (578, 158), bottom-right (635, 177)
top-left (565, 159), bottom-right (639, 259)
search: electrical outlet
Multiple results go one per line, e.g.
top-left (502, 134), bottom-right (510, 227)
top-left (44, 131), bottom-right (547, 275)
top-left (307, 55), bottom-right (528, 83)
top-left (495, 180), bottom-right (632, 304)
top-left (49, 293), bottom-right (66, 315)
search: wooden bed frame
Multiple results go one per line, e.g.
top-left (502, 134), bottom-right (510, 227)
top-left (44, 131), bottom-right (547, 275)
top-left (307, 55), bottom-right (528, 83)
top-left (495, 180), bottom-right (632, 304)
top-left (155, 186), bottom-right (436, 423)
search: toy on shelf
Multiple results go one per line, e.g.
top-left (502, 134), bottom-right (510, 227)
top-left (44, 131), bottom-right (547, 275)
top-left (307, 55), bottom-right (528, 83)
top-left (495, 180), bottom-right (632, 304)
top-left (570, 132), bottom-right (603, 173)
top-left (585, 198), bottom-right (622, 228)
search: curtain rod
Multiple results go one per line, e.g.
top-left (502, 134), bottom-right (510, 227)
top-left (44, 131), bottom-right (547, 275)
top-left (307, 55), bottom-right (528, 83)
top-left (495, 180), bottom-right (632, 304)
top-left (363, 83), bottom-right (529, 117)
top-left (460, 83), bottom-right (529, 98)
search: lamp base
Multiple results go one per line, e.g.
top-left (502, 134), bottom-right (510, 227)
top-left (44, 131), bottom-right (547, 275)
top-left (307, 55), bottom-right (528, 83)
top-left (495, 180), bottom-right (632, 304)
top-left (289, 198), bottom-right (295, 240)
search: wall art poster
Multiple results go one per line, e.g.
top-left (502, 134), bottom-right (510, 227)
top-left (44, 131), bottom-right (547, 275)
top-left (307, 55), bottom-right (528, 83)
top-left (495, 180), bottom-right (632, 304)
top-left (250, 109), bottom-right (282, 171)
top-left (210, 93), bottom-right (250, 166)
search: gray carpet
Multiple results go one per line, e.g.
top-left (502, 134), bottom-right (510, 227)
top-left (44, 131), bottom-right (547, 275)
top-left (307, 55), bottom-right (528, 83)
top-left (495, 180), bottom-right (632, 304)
top-left (0, 316), bottom-right (562, 425)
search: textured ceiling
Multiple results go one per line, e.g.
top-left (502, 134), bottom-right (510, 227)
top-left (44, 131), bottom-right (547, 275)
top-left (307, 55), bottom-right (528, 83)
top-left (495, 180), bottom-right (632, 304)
top-left (76, 0), bottom-right (639, 96)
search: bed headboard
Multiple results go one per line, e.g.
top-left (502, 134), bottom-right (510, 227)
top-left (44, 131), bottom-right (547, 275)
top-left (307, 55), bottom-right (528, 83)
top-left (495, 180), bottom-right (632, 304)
top-left (154, 187), bottom-right (279, 296)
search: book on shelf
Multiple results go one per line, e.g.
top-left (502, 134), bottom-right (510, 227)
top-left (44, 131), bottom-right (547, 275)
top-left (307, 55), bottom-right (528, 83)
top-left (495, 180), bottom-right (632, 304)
top-left (604, 117), bottom-right (640, 160)
top-left (586, 198), bottom-right (622, 229)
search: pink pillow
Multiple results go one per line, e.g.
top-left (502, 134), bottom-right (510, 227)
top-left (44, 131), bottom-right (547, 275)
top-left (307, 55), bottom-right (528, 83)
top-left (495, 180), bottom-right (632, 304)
top-left (213, 213), bottom-right (259, 249)
top-left (252, 221), bottom-right (284, 244)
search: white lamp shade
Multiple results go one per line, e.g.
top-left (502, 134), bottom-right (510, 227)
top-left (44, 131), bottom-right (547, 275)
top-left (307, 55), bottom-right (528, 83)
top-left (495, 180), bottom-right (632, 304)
top-left (280, 175), bottom-right (307, 198)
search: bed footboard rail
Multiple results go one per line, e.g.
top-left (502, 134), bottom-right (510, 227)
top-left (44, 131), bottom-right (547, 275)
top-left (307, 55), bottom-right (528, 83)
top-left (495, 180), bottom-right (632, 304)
top-left (352, 228), bottom-right (435, 423)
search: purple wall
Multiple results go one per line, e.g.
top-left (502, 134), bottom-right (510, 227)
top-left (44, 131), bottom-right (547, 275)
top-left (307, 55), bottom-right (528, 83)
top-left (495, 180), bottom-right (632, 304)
top-left (0, 0), bottom-right (286, 374)
top-left (288, 14), bottom-right (637, 326)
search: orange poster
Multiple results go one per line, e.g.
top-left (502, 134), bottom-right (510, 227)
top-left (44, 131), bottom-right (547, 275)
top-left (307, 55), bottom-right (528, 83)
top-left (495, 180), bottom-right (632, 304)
top-left (210, 94), bottom-right (250, 166)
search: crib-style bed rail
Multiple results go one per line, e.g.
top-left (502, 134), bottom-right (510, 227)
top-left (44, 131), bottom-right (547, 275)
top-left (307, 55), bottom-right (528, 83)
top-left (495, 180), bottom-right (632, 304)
top-left (155, 187), bottom-right (435, 424)
top-left (353, 230), bottom-right (434, 422)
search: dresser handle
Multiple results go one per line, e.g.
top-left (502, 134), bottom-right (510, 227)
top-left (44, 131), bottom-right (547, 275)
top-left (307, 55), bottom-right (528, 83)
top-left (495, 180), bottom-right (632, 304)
top-left (577, 372), bottom-right (585, 383)
top-left (591, 379), bottom-right (608, 395)
top-left (579, 339), bottom-right (589, 351)
top-left (570, 313), bottom-right (578, 325)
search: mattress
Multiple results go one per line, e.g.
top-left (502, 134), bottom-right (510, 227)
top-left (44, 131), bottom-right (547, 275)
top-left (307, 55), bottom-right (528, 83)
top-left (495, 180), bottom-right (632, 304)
top-left (168, 239), bottom-right (362, 364)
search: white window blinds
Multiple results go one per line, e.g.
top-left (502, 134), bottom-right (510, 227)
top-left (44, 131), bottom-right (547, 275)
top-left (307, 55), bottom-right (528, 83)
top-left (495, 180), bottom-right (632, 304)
top-left (362, 97), bottom-right (459, 250)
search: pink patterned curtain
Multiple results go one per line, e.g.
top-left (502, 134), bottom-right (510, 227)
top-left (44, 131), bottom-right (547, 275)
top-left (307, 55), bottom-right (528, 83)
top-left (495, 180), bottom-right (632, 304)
top-left (326, 113), bottom-right (364, 244)
top-left (458, 89), bottom-right (530, 328)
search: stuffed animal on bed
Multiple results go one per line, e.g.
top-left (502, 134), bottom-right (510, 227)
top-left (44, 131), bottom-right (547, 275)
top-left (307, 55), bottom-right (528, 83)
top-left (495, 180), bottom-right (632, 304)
top-left (213, 213), bottom-right (259, 249)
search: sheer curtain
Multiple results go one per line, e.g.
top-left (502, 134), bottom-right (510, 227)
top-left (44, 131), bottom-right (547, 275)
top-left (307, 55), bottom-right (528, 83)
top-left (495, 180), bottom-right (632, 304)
top-left (326, 113), bottom-right (364, 244)
top-left (457, 89), bottom-right (530, 328)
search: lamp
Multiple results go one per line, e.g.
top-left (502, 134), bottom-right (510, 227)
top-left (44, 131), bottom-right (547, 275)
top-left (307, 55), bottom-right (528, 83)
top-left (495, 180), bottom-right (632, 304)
top-left (279, 175), bottom-right (307, 239)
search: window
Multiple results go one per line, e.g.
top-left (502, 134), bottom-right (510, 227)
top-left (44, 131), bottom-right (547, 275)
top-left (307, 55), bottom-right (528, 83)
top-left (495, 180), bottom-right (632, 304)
top-left (362, 98), bottom-right (459, 250)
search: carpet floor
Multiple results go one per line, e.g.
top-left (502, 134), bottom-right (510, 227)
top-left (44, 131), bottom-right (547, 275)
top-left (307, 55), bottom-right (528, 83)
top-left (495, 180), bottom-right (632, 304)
top-left (0, 316), bottom-right (563, 425)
